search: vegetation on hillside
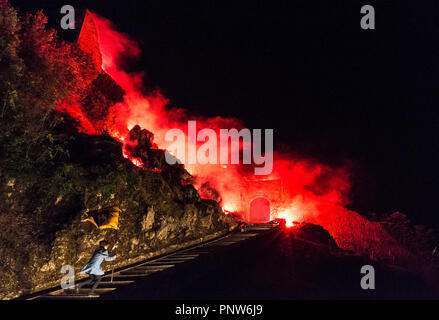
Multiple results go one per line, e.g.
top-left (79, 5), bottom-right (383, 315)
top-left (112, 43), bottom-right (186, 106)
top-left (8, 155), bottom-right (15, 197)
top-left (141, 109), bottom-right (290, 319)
top-left (0, 1), bottom-right (236, 298)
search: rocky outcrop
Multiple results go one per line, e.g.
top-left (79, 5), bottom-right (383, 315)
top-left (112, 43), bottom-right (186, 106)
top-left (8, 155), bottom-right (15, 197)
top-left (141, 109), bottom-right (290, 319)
top-left (0, 132), bottom-right (237, 300)
top-left (0, 2), bottom-right (235, 299)
top-left (295, 223), bottom-right (339, 249)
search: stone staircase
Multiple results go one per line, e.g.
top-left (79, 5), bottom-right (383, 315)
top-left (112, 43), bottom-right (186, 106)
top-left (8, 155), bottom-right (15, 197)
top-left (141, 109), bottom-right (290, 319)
top-left (29, 224), bottom-right (277, 300)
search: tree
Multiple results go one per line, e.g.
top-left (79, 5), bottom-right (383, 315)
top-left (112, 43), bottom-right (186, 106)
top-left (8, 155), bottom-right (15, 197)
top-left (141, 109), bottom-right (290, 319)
top-left (0, 2), bottom-right (97, 173)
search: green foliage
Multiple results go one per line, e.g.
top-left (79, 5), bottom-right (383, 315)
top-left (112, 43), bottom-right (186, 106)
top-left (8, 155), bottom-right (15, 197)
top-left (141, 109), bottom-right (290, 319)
top-left (0, 2), bottom-right (97, 178)
top-left (0, 1), bottom-right (23, 101)
top-left (0, 2), bottom-right (99, 237)
top-left (0, 1), bottom-right (178, 235)
top-left (0, 2), bottom-right (233, 299)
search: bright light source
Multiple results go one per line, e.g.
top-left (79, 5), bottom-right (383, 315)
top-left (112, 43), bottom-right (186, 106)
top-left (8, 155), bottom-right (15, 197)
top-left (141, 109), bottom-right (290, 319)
top-left (278, 206), bottom-right (301, 228)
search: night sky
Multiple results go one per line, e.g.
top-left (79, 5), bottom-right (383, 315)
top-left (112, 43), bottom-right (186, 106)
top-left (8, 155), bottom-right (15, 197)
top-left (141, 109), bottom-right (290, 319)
top-left (11, 0), bottom-right (439, 227)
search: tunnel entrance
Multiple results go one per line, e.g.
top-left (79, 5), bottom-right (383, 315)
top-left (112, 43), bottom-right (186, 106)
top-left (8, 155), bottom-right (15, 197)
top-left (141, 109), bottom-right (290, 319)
top-left (249, 197), bottom-right (270, 223)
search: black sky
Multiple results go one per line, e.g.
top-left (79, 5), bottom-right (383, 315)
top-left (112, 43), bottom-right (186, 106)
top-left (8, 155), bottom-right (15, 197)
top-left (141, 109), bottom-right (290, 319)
top-left (11, 0), bottom-right (439, 227)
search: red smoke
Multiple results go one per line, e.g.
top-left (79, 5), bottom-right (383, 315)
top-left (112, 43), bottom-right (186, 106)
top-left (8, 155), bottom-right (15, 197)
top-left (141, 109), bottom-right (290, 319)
top-left (59, 11), bottom-right (413, 262)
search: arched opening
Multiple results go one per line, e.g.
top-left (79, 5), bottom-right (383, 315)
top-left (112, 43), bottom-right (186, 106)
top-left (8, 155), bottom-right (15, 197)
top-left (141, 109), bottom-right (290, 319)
top-left (249, 197), bottom-right (270, 223)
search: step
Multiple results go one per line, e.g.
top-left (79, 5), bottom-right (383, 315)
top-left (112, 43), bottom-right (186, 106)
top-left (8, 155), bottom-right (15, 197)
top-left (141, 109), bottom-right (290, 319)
top-left (63, 288), bottom-right (116, 295)
top-left (117, 270), bottom-right (155, 276)
top-left (182, 251), bottom-right (208, 254)
top-left (167, 255), bottom-right (199, 259)
top-left (88, 280), bottom-right (134, 287)
top-left (152, 260), bottom-right (186, 264)
top-left (36, 294), bottom-right (100, 300)
top-left (157, 256), bottom-right (197, 261)
top-left (212, 241), bottom-right (240, 246)
top-left (129, 267), bottom-right (172, 273)
top-left (155, 257), bottom-right (193, 261)
top-left (110, 269), bottom-right (164, 278)
top-left (249, 226), bottom-right (273, 230)
top-left (136, 264), bottom-right (175, 269)
top-left (232, 233), bottom-right (258, 237)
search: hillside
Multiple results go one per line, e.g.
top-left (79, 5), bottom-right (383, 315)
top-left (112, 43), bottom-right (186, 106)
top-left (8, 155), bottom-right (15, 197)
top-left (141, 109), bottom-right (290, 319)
top-left (0, 1), bottom-right (236, 299)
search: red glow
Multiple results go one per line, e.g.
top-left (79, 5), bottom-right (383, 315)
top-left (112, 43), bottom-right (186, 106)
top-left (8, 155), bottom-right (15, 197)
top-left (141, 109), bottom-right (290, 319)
top-left (278, 208), bottom-right (299, 228)
top-left (122, 147), bottom-right (143, 167)
top-left (57, 11), bottom-right (413, 262)
top-left (249, 198), bottom-right (271, 223)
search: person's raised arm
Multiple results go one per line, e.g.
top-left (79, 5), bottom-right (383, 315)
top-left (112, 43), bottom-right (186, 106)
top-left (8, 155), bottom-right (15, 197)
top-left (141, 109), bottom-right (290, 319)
top-left (104, 253), bottom-right (116, 261)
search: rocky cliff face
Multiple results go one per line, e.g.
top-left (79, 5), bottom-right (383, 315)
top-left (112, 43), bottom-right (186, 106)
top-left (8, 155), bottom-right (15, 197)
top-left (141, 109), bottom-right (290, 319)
top-left (0, 4), bottom-right (236, 298)
top-left (0, 130), bottom-right (237, 300)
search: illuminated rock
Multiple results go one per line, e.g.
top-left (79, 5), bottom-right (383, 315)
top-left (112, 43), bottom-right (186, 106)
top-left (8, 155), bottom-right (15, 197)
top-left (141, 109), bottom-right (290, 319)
top-left (78, 10), bottom-right (103, 71)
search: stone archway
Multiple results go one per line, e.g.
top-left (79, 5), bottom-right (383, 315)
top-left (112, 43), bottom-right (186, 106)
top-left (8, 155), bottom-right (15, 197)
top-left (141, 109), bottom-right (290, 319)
top-left (249, 197), bottom-right (271, 223)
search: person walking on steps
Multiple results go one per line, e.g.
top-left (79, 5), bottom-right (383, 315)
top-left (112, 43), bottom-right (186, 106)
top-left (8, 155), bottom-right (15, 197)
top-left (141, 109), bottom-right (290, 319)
top-left (76, 240), bottom-right (117, 296)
